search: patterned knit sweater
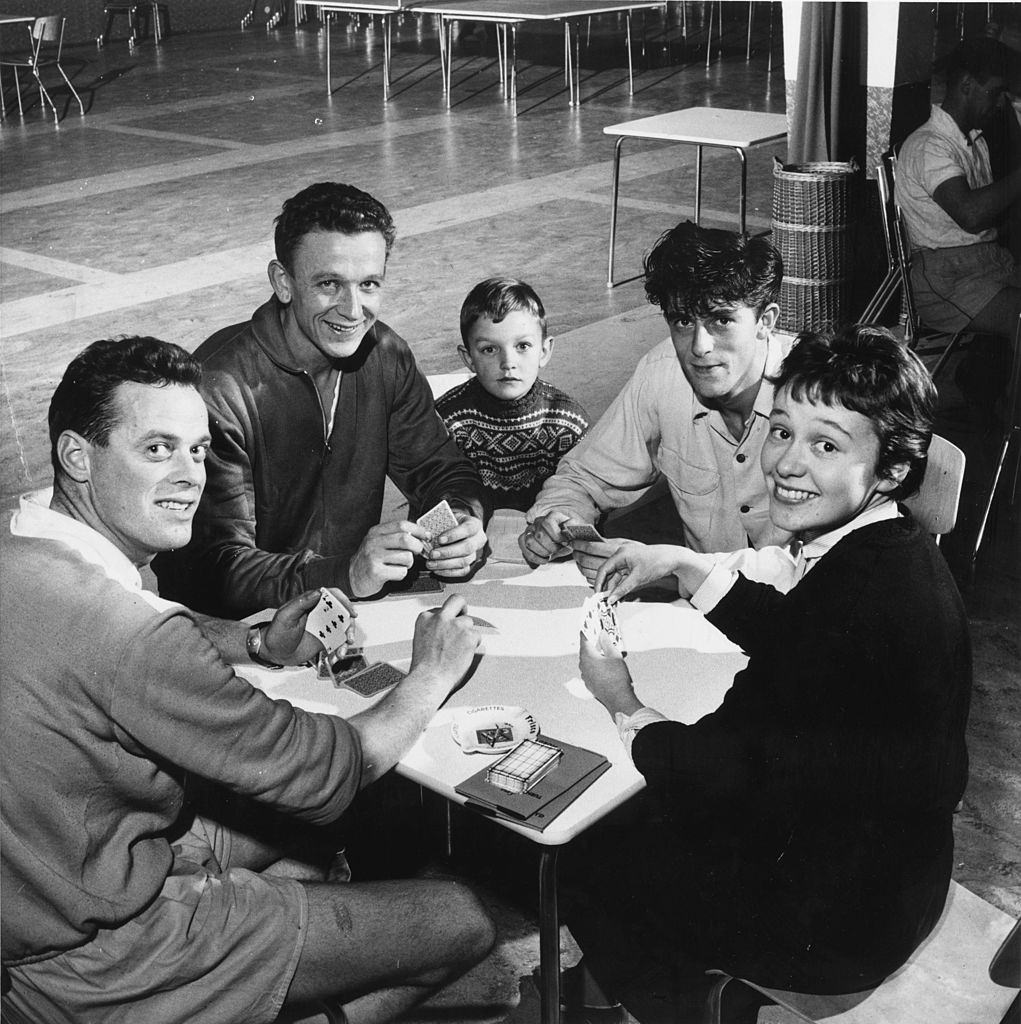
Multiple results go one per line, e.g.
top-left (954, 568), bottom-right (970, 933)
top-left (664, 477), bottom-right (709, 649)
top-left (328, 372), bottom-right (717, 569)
top-left (436, 377), bottom-right (589, 511)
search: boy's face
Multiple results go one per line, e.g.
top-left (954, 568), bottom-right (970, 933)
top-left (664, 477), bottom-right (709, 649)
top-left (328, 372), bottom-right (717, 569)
top-left (459, 310), bottom-right (552, 402)
top-left (761, 386), bottom-right (902, 543)
top-left (666, 301), bottom-right (778, 409)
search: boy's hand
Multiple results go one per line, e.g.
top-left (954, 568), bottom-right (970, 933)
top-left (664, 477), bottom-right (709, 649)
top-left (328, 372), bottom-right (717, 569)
top-left (348, 519), bottom-right (429, 598)
top-left (424, 514), bottom-right (486, 578)
top-left (519, 510), bottom-right (572, 565)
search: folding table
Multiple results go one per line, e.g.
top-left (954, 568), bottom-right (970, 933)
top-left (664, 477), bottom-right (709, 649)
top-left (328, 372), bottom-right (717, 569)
top-left (243, 534), bottom-right (744, 1024)
top-left (409, 0), bottom-right (665, 110)
top-left (604, 106), bottom-right (788, 285)
top-left (294, 0), bottom-right (411, 99)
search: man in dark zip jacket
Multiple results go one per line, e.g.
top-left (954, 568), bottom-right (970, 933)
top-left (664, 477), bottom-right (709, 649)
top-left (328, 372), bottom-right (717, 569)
top-left (156, 182), bottom-right (489, 617)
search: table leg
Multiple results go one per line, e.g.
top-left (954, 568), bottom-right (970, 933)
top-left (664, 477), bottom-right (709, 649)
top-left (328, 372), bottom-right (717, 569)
top-left (383, 13), bottom-right (391, 101)
top-left (564, 21), bottom-right (571, 91)
top-left (445, 18), bottom-right (454, 107)
top-left (607, 136), bottom-right (624, 288)
top-left (694, 144), bottom-right (703, 224)
top-left (538, 848), bottom-right (561, 1024)
top-left (325, 12), bottom-right (332, 96)
top-left (626, 12), bottom-right (634, 96)
top-left (496, 23), bottom-right (505, 92)
top-left (510, 24), bottom-right (517, 111)
top-left (737, 145), bottom-right (747, 234)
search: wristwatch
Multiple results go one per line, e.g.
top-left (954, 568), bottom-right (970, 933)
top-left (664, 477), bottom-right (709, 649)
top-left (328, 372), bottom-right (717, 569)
top-left (246, 622), bottom-right (283, 669)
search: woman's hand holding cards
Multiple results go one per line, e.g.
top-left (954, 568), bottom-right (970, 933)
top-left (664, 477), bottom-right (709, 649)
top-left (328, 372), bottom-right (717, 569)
top-left (578, 596), bottom-right (640, 717)
top-left (596, 542), bottom-right (717, 602)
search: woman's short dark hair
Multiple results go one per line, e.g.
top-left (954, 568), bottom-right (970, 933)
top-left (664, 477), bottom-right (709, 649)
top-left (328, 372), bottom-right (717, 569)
top-left (771, 324), bottom-right (936, 500)
top-left (459, 277), bottom-right (547, 344)
top-left (644, 221), bottom-right (783, 321)
top-left (274, 182), bottom-right (396, 272)
top-left (49, 336), bottom-right (202, 477)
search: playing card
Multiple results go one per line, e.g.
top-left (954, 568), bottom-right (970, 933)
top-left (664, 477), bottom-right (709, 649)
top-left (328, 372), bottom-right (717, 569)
top-left (416, 500), bottom-right (460, 542)
top-left (561, 522), bottom-right (606, 544)
top-left (304, 587), bottom-right (351, 654)
top-left (581, 591), bottom-right (625, 654)
top-left (341, 661), bottom-right (406, 697)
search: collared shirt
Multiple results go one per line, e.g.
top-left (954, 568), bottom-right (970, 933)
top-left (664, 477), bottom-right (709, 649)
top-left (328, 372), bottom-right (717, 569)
top-left (529, 334), bottom-right (793, 553)
top-left (10, 489), bottom-right (178, 613)
top-left (897, 104), bottom-right (997, 250)
top-left (615, 500), bottom-right (902, 756)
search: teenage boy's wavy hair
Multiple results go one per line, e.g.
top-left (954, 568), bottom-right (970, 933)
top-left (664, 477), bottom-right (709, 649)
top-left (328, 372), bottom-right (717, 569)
top-left (643, 221), bottom-right (782, 321)
top-left (459, 278), bottom-right (548, 344)
top-left (274, 182), bottom-right (397, 272)
top-left (49, 336), bottom-right (202, 478)
top-left (771, 324), bottom-right (936, 501)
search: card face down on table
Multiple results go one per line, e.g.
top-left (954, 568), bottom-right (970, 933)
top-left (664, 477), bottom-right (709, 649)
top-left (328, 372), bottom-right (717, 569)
top-left (455, 736), bottom-right (610, 831)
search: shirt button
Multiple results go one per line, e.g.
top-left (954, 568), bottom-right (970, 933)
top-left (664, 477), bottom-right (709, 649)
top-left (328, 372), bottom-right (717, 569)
top-left (740, 505), bottom-right (750, 513)
top-left (736, 453), bottom-right (747, 463)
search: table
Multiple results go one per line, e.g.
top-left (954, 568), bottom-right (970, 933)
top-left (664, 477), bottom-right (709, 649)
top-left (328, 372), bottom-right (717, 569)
top-left (410, 1), bottom-right (664, 110)
top-left (243, 518), bottom-right (745, 1024)
top-left (603, 106), bottom-right (788, 286)
top-left (294, 0), bottom-right (410, 99)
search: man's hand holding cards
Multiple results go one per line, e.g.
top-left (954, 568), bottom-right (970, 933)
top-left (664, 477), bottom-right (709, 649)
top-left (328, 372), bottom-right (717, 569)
top-left (419, 500), bottom-right (487, 579)
top-left (562, 522), bottom-right (625, 587)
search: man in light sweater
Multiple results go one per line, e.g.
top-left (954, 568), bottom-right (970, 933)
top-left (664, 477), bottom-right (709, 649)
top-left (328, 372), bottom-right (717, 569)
top-left (0, 336), bottom-right (495, 1024)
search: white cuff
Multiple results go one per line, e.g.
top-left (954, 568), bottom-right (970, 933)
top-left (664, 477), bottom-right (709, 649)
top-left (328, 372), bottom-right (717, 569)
top-left (688, 562), bottom-right (738, 612)
top-left (614, 706), bottom-right (669, 759)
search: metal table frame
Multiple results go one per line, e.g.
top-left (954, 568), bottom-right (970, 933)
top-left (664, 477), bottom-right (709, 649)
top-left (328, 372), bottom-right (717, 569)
top-left (603, 105), bottom-right (787, 286)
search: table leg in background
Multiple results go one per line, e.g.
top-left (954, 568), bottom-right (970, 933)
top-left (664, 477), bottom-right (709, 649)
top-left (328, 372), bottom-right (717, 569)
top-left (607, 136), bottom-right (625, 287)
top-left (625, 12), bottom-right (634, 95)
top-left (694, 143), bottom-right (703, 224)
top-left (382, 14), bottom-right (392, 101)
top-left (538, 848), bottom-right (562, 1024)
top-left (509, 24), bottom-right (517, 111)
top-left (736, 145), bottom-right (747, 234)
top-left (325, 12), bottom-right (332, 96)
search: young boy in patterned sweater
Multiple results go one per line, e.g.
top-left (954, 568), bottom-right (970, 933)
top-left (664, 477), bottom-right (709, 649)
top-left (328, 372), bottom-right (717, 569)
top-left (436, 278), bottom-right (589, 511)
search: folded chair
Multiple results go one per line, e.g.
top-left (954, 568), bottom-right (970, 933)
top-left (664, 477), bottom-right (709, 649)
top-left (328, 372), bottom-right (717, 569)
top-left (0, 16), bottom-right (84, 126)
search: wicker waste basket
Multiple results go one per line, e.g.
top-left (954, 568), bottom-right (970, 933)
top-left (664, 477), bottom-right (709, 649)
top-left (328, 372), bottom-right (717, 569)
top-left (771, 159), bottom-right (859, 334)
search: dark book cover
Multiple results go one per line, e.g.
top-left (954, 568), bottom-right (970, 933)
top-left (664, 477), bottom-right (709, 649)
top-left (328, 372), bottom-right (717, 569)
top-left (455, 736), bottom-right (610, 831)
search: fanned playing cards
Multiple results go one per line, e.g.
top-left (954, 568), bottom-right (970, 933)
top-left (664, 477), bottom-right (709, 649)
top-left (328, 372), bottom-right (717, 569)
top-left (581, 591), bottom-right (625, 655)
top-left (304, 587), bottom-right (351, 654)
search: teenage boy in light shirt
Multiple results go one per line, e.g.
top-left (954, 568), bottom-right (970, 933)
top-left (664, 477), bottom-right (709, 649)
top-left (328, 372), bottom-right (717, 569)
top-left (518, 221), bottom-right (791, 583)
top-left (560, 325), bottom-right (971, 1024)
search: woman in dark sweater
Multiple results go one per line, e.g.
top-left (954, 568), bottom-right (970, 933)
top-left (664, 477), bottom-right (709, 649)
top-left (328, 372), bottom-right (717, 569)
top-left (563, 326), bottom-right (971, 1023)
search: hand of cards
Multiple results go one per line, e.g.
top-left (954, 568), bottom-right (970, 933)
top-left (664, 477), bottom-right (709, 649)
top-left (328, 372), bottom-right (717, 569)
top-left (417, 499), bottom-right (460, 544)
top-left (560, 522), bottom-right (607, 544)
top-left (303, 587), bottom-right (352, 655)
top-left (581, 591), bottom-right (625, 655)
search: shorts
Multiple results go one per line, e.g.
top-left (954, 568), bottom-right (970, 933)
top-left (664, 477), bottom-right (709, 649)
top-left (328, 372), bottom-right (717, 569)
top-left (3, 817), bottom-right (309, 1024)
top-left (911, 241), bottom-right (1019, 333)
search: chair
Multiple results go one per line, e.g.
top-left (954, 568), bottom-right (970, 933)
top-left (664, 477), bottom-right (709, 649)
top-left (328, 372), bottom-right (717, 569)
top-left (0, 16), bottom-right (84, 126)
top-left (902, 434), bottom-right (966, 543)
top-left (972, 313), bottom-right (1021, 563)
top-left (98, 3), bottom-right (168, 47)
top-left (705, 881), bottom-right (1019, 1024)
top-left (861, 154), bottom-right (971, 381)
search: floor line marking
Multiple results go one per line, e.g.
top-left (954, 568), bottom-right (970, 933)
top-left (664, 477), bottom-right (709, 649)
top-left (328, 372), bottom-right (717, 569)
top-left (84, 124), bottom-right (259, 149)
top-left (0, 248), bottom-right (123, 285)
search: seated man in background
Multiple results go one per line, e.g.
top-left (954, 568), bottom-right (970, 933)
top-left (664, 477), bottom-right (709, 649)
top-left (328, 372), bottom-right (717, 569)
top-left (1, 337), bottom-right (495, 1024)
top-left (518, 222), bottom-right (792, 582)
top-left (155, 182), bottom-right (489, 618)
top-left (563, 325), bottom-right (970, 1023)
top-left (897, 38), bottom-right (1021, 345)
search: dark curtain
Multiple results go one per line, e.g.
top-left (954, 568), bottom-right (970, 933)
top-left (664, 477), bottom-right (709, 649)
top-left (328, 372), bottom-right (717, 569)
top-left (789, 2), bottom-right (866, 164)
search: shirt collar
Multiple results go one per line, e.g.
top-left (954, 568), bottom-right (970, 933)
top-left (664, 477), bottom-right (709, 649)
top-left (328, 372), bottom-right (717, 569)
top-left (931, 103), bottom-right (984, 147)
top-left (10, 488), bottom-right (177, 612)
top-left (691, 331), bottom-right (785, 423)
top-left (797, 499), bottom-right (901, 564)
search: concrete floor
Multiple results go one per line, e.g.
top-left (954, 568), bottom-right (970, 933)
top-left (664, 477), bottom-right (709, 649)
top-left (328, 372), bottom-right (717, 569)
top-left (1, 6), bottom-right (1018, 1022)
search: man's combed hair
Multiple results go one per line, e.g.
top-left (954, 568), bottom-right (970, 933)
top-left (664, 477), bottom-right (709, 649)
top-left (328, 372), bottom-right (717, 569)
top-left (49, 336), bottom-right (202, 476)
top-left (459, 278), bottom-right (547, 343)
top-left (643, 221), bottom-right (783, 321)
top-left (771, 324), bottom-right (936, 501)
top-left (274, 182), bottom-right (397, 271)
